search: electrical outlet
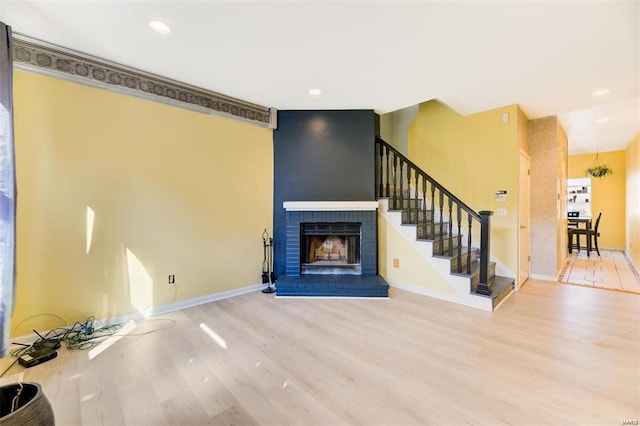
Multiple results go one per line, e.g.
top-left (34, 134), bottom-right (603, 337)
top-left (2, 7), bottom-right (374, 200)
top-left (393, 258), bottom-right (400, 268)
top-left (168, 274), bottom-right (175, 285)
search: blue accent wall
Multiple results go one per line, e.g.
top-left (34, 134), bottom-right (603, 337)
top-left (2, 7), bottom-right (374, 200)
top-left (273, 110), bottom-right (376, 278)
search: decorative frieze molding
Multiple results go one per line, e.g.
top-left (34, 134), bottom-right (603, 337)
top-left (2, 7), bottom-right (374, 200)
top-left (12, 33), bottom-right (276, 128)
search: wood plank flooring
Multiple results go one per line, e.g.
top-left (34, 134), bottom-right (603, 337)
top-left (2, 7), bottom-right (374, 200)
top-left (1, 279), bottom-right (639, 425)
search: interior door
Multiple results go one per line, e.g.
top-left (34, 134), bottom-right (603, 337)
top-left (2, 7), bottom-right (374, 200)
top-left (518, 151), bottom-right (531, 289)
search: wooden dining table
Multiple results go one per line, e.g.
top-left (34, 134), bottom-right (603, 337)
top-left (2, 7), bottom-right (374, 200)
top-left (568, 217), bottom-right (592, 229)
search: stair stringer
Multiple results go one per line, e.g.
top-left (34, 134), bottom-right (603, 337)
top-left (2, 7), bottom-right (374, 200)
top-left (378, 199), bottom-right (493, 311)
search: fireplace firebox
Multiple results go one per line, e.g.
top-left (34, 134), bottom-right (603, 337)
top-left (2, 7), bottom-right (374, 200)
top-left (278, 201), bottom-right (387, 297)
top-left (300, 223), bottom-right (361, 275)
top-left (282, 202), bottom-right (378, 277)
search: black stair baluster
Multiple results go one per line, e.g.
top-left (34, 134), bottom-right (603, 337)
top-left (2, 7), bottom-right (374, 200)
top-left (392, 154), bottom-right (398, 209)
top-left (467, 214), bottom-right (473, 275)
top-left (406, 164), bottom-right (411, 222)
top-left (399, 160), bottom-right (404, 212)
top-left (448, 196), bottom-right (453, 257)
top-left (385, 145), bottom-right (390, 198)
top-left (422, 175), bottom-right (427, 238)
top-left (438, 190), bottom-right (444, 255)
top-left (414, 168), bottom-right (419, 225)
top-left (457, 205), bottom-right (462, 273)
top-left (377, 142), bottom-right (383, 198)
top-left (430, 184), bottom-right (436, 240)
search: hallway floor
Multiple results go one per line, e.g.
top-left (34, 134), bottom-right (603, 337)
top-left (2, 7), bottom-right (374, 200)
top-left (560, 249), bottom-right (640, 294)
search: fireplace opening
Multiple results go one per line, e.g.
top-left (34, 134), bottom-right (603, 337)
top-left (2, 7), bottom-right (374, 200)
top-left (300, 222), bottom-right (361, 275)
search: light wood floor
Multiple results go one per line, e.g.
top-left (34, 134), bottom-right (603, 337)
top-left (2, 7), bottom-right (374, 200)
top-left (2, 279), bottom-right (639, 425)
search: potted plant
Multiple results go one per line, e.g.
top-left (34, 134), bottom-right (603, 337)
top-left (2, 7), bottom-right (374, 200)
top-left (585, 153), bottom-right (613, 179)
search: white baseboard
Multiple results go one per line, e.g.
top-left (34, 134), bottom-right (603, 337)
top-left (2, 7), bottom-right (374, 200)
top-left (13, 283), bottom-right (267, 343)
top-left (388, 279), bottom-right (492, 312)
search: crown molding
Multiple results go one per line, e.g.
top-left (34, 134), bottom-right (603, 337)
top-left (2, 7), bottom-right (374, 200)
top-left (12, 33), bottom-right (276, 128)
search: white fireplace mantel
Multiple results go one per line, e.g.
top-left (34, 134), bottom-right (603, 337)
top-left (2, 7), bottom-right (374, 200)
top-left (283, 201), bottom-right (379, 211)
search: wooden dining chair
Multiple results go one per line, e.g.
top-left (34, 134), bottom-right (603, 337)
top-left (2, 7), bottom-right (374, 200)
top-left (570, 212), bottom-right (602, 256)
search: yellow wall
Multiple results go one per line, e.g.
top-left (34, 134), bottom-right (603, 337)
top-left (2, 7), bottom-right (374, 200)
top-left (625, 134), bottom-right (640, 268)
top-left (12, 71), bottom-right (273, 334)
top-left (408, 100), bottom-right (519, 277)
top-left (380, 105), bottom-right (420, 156)
top-left (378, 214), bottom-right (455, 294)
top-left (517, 106), bottom-right (530, 154)
top-left (568, 150), bottom-right (626, 249)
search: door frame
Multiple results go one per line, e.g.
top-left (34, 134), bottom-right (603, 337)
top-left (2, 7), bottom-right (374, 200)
top-left (518, 150), bottom-right (531, 290)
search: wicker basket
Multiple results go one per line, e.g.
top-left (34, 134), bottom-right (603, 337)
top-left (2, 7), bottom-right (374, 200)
top-left (0, 383), bottom-right (54, 425)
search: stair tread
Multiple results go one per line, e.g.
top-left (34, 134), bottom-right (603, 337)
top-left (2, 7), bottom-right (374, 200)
top-left (449, 260), bottom-right (496, 277)
top-left (432, 246), bottom-right (478, 259)
top-left (470, 275), bottom-right (514, 299)
top-left (416, 234), bottom-right (459, 240)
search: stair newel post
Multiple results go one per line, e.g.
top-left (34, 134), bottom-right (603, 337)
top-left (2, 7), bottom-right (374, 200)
top-left (476, 210), bottom-right (493, 295)
top-left (447, 197), bottom-right (453, 257)
top-left (456, 205), bottom-right (462, 273)
top-left (467, 214), bottom-right (473, 275)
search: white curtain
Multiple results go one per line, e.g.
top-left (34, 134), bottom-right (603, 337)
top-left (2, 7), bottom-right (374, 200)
top-left (0, 22), bottom-right (16, 357)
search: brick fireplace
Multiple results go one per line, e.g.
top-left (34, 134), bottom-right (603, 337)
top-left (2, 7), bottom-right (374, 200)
top-left (276, 201), bottom-right (388, 297)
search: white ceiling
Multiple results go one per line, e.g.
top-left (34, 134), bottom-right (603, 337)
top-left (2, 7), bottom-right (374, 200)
top-left (2, 1), bottom-right (639, 155)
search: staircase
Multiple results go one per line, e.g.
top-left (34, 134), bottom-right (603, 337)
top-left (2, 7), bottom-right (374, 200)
top-left (376, 137), bottom-right (514, 311)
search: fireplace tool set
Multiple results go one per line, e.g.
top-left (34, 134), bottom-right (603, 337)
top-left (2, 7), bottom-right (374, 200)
top-left (261, 229), bottom-right (276, 294)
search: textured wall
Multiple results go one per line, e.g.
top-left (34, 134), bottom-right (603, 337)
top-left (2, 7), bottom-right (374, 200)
top-left (529, 116), bottom-right (565, 279)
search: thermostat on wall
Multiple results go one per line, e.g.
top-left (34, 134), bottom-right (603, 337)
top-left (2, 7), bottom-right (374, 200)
top-left (495, 190), bottom-right (507, 203)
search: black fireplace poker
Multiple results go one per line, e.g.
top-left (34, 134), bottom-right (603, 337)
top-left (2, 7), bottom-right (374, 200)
top-left (262, 229), bottom-right (276, 294)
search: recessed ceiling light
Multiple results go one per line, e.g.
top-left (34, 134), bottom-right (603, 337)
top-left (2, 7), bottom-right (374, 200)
top-left (308, 88), bottom-right (322, 96)
top-left (596, 117), bottom-right (610, 123)
top-left (149, 20), bottom-right (172, 34)
top-left (591, 88), bottom-right (610, 97)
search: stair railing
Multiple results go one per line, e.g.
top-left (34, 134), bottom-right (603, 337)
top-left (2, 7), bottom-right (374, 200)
top-left (375, 137), bottom-right (493, 295)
